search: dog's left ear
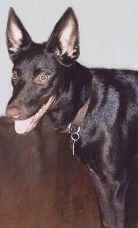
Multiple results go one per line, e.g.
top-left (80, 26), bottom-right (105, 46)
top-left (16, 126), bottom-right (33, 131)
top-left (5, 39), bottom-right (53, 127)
top-left (6, 7), bottom-right (32, 61)
top-left (47, 7), bottom-right (79, 62)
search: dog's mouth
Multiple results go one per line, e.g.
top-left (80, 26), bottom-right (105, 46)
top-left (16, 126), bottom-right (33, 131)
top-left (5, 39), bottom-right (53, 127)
top-left (14, 96), bottom-right (55, 134)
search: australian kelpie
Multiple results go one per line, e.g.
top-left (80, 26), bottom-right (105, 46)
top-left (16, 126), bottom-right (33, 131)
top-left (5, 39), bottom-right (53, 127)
top-left (5, 7), bottom-right (138, 228)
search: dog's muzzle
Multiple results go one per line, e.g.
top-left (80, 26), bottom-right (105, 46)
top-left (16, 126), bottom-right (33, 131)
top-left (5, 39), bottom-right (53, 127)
top-left (6, 96), bottom-right (55, 134)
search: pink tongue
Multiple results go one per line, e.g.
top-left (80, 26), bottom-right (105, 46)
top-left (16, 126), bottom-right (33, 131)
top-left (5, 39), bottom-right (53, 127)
top-left (15, 116), bottom-right (36, 134)
top-left (14, 96), bottom-right (55, 134)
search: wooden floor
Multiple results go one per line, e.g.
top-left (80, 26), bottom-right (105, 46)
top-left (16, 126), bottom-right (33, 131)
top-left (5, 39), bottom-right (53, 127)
top-left (0, 117), bottom-right (100, 228)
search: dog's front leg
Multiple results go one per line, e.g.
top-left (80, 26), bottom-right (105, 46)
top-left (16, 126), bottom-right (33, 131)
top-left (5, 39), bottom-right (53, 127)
top-left (89, 168), bottom-right (128, 228)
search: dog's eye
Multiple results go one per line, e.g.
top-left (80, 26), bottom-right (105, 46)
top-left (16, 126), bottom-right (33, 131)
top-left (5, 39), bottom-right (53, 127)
top-left (34, 72), bottom-right (51, 85)
top-left (12, 71), bottom-right (18, 81)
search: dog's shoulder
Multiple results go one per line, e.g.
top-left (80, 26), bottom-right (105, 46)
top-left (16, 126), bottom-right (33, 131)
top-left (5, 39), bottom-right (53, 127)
top-left (81, 67), bottom-right (137, 142)
top-left (89, 67), bottom-right (138, 109)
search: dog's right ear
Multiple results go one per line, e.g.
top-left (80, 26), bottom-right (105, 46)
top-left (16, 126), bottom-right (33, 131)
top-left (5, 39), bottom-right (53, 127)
top-left (6, 7), bottom-right (32, 61)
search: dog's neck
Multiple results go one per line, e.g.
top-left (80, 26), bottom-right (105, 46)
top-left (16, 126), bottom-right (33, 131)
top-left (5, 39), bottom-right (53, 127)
top-left (63, 62), bottom-right (92, 106)
top-left (43, 62), bottom-right (93, 131)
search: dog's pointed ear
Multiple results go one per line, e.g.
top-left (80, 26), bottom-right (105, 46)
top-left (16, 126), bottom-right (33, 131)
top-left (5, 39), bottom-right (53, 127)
top-left (47, 7), bottom-right (79, 62)
top-left (6, 7), bottom-right (32, 61)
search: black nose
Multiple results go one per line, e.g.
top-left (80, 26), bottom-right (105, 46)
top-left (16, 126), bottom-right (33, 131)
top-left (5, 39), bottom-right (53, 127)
top-left (6, 105), bottom-right (21, 119)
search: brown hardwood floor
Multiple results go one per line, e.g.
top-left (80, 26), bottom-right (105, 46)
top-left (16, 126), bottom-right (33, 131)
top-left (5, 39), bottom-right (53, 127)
top-left (0, 117), bottom-right (100, 228)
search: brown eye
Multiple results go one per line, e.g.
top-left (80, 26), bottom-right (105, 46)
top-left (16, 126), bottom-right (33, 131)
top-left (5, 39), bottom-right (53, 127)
top-left (12, 71), bottom-right (18, 81)
top-left (34, 72), bottom-right (51, 85)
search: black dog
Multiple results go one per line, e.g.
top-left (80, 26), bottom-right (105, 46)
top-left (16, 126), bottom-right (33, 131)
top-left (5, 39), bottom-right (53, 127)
top-left (6, 7), bottom-right (138, 228)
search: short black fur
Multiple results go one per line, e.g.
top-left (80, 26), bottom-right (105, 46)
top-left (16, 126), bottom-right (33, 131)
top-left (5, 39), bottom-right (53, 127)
top-left (6, 7), bottom-right (138, 228)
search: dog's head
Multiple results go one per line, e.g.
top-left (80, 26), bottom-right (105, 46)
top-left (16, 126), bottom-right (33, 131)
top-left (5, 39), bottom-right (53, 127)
top-left (5, 7), bottom-right (89, 134)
